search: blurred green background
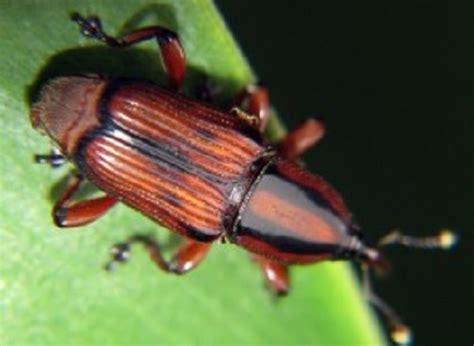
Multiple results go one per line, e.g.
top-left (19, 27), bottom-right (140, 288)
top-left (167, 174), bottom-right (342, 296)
top-left (217, 1), bottom-right (473, 345)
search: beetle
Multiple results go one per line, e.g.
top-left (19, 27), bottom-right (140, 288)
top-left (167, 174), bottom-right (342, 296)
top-left (31, 13), bottom-right (456, 344)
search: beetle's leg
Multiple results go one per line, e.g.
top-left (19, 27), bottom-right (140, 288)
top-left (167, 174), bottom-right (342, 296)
top-left (71, 13), bottom-right (186, 90)
top-left (251, 255), bottom-right (290, 296)
top-left (53, 175), bottom-right (118, 227)
top-left (34, 148), bottom-right (66, 168)
top-left (277, 118), bottom-right (325, 160)
top-left (232, 85), bottom-right (271, 134)
top-left (105, 235), bottom-right (211, 275)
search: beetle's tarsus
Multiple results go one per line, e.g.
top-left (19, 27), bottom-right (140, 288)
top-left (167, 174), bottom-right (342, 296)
top-left (104, 242), bottom-right (131, 272)
top-left (230, 107), bottom-right (261, 130)
top-left (111, 243), bottom-right (131, 262)
top-left (34, 148), bottom-right (66, 168)
top-left (71, 12), bottom-right (117, 45)
top-left (103, 235), bottom-right (211, 275)
top-left (71, 12), bottom-right (185, 89)
top-left (231, 84), bottom-right (271, 134)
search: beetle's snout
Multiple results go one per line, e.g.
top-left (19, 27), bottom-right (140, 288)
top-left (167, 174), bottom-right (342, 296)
top-left (31, 76), bottom-right (107, 156)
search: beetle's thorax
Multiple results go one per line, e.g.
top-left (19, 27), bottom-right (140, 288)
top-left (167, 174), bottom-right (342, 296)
top-left (31, 76), bottom-right (107, 156)
top-left (231, 158), bottom-right (361, 265)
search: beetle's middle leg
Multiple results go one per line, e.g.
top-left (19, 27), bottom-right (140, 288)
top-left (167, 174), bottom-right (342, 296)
top-left (251, 254), bottom-right (290, 296)
top-left (106, 235), bottom-right (211, 275)
top-left (71, 13), bottom-right (186, 91)
top-left (277, 118), bottom-right (325, 160)
top-left (231, 85), bottom-right (325, 156)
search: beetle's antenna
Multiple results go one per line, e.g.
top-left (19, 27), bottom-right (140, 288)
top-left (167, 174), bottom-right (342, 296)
top-left (377, 228), bottom-right (457, 250)
top-left (361, 263), bottom-right (412, 345)
top-left (362, 228), bottom-right (458, 344)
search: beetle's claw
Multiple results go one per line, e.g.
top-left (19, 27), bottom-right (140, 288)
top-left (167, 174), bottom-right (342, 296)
top-left (71, 12), bottom-right (107, 41)
top-left (104, 242), bottom-right (131, 272)
top-left (110, 242), bottom-right (131, 262)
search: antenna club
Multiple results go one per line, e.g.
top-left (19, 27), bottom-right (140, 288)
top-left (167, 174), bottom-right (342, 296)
top-left (391, 324), bottom-right (412, 345)
top-left (438, 229), bottom-right (458, 249)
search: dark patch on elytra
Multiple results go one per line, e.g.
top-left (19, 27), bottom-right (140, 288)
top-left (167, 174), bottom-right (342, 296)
top-left (194, 127), bottom-right (217, 141)
top-left (100, 116), bottom-right (237, 185)
top-left (160, 190), bottom-right (183, 208)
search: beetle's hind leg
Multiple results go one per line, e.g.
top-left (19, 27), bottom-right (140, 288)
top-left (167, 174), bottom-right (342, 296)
top-left (34, 148), bottom-right (67, 168)
top-left (71, 12), bottom-right (186, 91)
top-left (106, 235), bottom-right (211, 275)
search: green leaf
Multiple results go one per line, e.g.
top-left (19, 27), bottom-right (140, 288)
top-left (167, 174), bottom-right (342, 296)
top-left (0, 1), bottom-right (385, 345)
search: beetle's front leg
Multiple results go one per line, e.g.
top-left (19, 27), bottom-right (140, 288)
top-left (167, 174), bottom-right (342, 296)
top-left (106, 235), bottom-right (212, 275)
top-left (252, 255), bottom-right (290, 296)
top-left (71, 13), bottom-right (186, 90)
top-left (53, 175), bottom-right (118, 227)
top-left (277, 118), bottom-right (325, 160)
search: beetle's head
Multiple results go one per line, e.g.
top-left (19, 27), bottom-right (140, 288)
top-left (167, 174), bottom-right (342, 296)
top-left (338, 231), bottom-right (389, 271)
top-left (30, 76), bottom-right (107, 156)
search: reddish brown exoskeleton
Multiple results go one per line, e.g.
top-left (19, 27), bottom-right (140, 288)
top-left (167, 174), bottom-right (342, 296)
top-left (31, 13), bottom-right (456, 344)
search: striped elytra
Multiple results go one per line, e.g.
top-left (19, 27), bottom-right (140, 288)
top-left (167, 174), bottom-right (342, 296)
top-left (78, 79), bottom-right (272, 241)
